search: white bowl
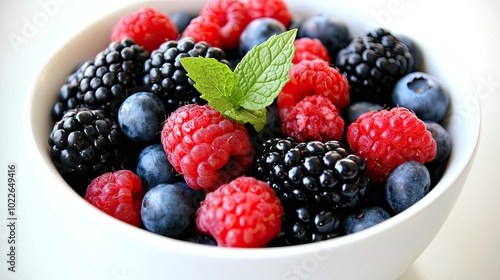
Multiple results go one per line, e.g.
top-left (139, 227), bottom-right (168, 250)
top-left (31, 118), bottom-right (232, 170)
top-left (24, 1), bottom-right (480, 279)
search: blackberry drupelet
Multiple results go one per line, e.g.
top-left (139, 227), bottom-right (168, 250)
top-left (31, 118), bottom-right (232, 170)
top-left (142, 37), bottom-right (230, 113)
top-left (51, 39), bottom-right (150, 122)
top-left (48, 108), bottom-right (128, 196)
top-left (253, 137), bottom-right (371, 245)
top-left (335, 28), bottom-right (414, 106)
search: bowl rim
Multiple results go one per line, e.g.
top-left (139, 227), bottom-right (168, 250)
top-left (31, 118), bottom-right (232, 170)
top-left (22, 0), bottom-right (482, 259)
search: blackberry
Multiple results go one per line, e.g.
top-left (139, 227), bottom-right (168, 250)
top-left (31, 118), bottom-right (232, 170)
top-left (142, 37), bottom-right (230, 113)
top-left (335, 28), bottom-right (414, 106)
top-left (48, 108), bottom-right (128, 195)
top-left (51, 39), bottom-right (150, 122)
top-left (253, 137), bottom-right (371, 245)
top-left (176, 227), bottom-right (217, 246)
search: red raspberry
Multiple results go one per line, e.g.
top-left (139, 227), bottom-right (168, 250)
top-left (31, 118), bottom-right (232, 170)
top-left (200, 0), bottom-right (250, 50)
top-left (181, 15), bottom-right (224, 48)
top-left (281, 94), bottom-right (344, 142)
top-left (277, 59), bottom-right (350, 117)
top-left (292, 38), bottom-right (330, 64)
top-left (346, 107), bottom-right (437, 184)
top-left (161, 104), bottom-right (254, 192)
top-left (196, 176), bottom-right (283, 247)
top-left (246, 0), bottom-right (292, 28)
top-left (84, 170), bottom-right (145, 227)
top-left (111, 7), bottom-right (178, 53)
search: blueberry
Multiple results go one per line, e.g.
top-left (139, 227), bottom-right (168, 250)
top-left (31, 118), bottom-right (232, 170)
top-left (424, 121), bottom-right (453, 187)
top-left (385, 161), bottom-right (431, 213)
top-left (298, 13), bottom-right (350, 58)
top-left (239, 18), bottom-right (287, 57)
top-left (343, 207), bottom-right (391, 234)
top-left (397, 34), bottom-right (422, 71)
top-left (425, 121), bottom-right (452, 166)
top-left (169, 11), bottom-right (196, 34)
top-left (118, 92), bottom-right (167, 142)
top-left (173, 181), bottom-right (205, 209)
top-left (342, 101), bottom-right (383, 126)
top-left (136, 144), bottom-right (179, 191)
top-left (391, 72), bottom-right (450, 122)
top-left (141, 183), bottom-right (197, 237)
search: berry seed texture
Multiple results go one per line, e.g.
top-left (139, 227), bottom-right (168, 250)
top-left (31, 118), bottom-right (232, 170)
top-left (48, 0), bottom-right (452, 248)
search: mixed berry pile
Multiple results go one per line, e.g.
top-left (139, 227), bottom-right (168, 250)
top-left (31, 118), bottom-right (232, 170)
top-left (48, 0), bottom-right (452, 248)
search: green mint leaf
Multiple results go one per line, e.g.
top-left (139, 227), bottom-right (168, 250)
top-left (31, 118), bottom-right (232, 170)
top-left (233, 29), bottom-right (297, 111)
top-left (224, 107), bottom-right (267, 132)
top-left (179, 29), bottom-right (296, 132)
top-left (180, 57), bottom-right (236, 113)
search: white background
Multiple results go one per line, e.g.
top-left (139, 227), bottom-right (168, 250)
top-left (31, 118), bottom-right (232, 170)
top-left (0, 0), bottom-right (499, 279)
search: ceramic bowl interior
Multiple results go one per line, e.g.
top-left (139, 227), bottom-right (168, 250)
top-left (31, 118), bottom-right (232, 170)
top-left (24, 1), bottom-right (480, 279)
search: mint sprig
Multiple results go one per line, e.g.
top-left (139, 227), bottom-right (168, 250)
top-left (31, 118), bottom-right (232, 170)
top-left (180, 29), bottom-right (297, 131)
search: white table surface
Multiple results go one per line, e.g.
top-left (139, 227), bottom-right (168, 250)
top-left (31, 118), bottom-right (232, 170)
top-left (1, 0), bottom-right (499, 279)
